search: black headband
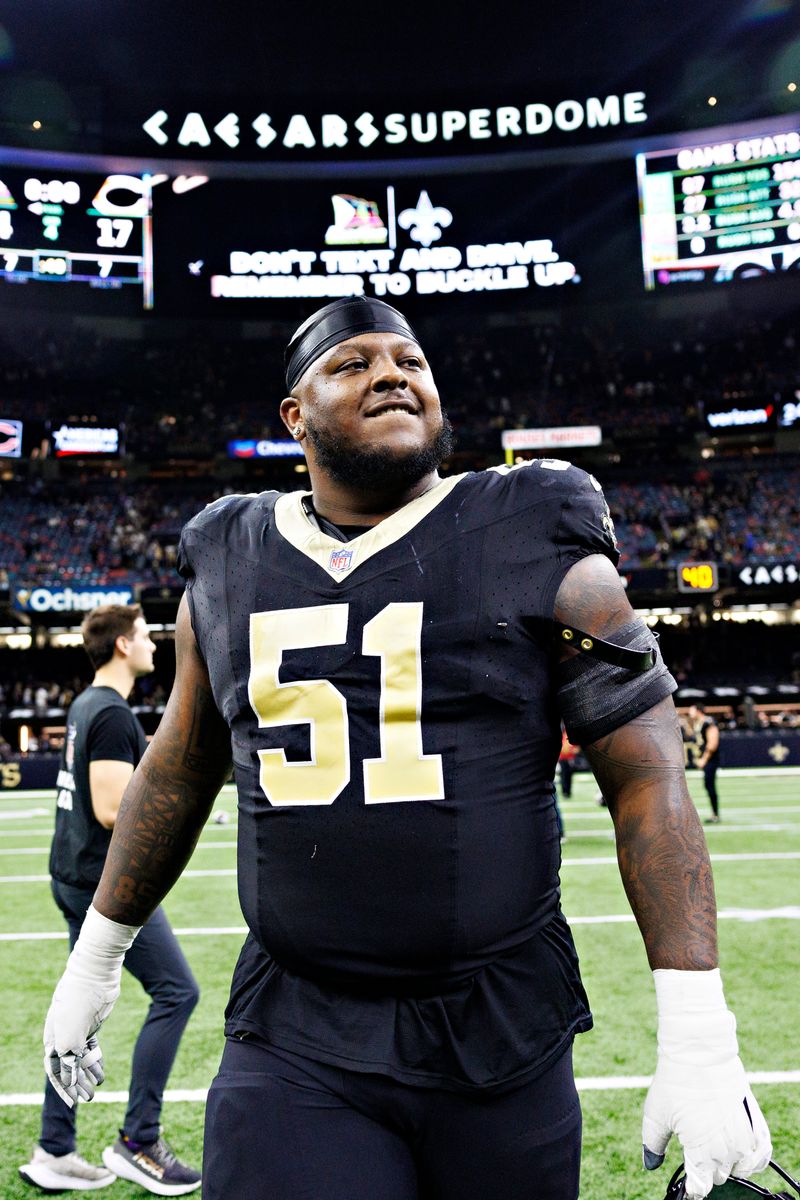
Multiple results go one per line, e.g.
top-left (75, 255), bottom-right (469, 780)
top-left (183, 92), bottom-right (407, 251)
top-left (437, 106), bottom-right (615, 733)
top-left (284, 297), bottom-right (420, 392)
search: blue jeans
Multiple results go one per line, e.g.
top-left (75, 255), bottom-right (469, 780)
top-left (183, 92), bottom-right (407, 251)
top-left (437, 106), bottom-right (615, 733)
top-left (41, 879), bottom-right (200, 1154)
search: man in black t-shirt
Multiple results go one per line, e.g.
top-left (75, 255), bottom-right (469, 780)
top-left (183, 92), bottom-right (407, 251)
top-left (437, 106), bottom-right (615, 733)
top-left (20, 604), bottom-right (202, 1196)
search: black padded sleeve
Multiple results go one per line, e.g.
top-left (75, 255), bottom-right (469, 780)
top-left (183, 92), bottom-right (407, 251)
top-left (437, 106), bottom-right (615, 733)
top-left (556, 618), bottom-right (677, 746)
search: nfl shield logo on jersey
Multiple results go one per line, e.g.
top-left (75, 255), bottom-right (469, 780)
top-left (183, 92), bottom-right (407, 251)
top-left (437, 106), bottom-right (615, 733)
top-left (329, 547), bottom-right (354, 574)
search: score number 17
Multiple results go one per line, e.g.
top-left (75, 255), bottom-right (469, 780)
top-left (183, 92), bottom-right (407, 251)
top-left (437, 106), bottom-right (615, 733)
top-left (96, 218), bottom-right (133, 248)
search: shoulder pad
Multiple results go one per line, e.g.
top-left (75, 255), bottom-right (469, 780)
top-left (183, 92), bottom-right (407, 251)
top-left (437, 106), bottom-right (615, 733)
top-left (182, 491), bottom-right (277, 541)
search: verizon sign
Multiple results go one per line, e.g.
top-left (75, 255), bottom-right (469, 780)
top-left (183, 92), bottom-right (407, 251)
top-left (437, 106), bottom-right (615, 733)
top-left (502, 426), bottom-right (602, 450)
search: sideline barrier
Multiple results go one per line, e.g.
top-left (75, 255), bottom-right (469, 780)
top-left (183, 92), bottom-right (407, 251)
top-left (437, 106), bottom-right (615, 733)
top-left (1, 733), bottom-right (799, 793)
top-left (0, 757), bottom-right (60, 792)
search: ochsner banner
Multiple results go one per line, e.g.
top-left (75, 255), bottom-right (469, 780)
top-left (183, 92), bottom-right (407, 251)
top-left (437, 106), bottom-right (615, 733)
top-left (14, 586), bottom-right (134, 614)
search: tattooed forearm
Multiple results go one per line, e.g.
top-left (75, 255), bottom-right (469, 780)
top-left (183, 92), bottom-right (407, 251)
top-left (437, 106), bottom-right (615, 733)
top-left (94, 598), bottom-right (232, 925)
top-left (97, 741), bottom-right (229, 923)
top-left (183, 683), bottom-right (222, 772)
top-left (585, 699), bottom-right (718, 970)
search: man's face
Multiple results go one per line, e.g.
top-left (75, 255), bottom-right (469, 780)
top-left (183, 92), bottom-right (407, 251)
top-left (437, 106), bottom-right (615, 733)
top-left (123, 617), bottom-right (156, 677)
top-left (284, 331), bottom-right (452, 490)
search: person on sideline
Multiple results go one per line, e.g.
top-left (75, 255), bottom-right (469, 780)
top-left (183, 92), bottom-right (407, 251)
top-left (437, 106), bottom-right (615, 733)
top-left (20, 604), bottom-right (201, 1196)
top-left (689, 703), bottom-right (722, 824)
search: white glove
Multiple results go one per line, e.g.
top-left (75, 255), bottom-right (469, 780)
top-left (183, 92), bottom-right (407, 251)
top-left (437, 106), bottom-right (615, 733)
top-left (642, 968), bottom-right (772, 1200)
top-left (43, 905), bottom-right (141, 1107)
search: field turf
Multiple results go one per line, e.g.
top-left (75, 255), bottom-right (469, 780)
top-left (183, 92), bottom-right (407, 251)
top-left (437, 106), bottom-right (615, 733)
top-left (1, 768), bottom-right (798, 1198)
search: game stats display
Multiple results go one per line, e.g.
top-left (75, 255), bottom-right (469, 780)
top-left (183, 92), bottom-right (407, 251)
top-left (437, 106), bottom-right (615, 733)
top-left (638, 127), bottom-right (800, 288)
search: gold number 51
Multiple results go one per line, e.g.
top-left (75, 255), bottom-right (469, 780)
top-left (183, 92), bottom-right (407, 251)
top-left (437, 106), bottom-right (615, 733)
top-left (248, 601), bottom-right (445, 807)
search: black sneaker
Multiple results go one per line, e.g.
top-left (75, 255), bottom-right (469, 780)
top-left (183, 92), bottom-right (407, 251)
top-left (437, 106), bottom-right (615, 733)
top-left (102, 1132), bottom-right (200, 1196)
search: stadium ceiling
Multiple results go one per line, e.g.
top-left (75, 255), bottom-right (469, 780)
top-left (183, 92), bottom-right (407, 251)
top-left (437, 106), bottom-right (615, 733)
top-left (0, 0), bottom-right (798, 111)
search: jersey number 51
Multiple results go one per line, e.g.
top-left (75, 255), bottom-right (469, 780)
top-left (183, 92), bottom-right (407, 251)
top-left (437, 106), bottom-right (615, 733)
top-left (248, 601), bottom-right (445, 807)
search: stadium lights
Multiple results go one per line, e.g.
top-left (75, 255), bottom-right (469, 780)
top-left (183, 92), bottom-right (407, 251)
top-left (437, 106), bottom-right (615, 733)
top-left (707, 96), bottom-right (718, 106)
top-left (32, 119), bottom-right (41, 130)
top-left (3, 632), bottom-right (32, 649)
top-left (50, 632), bottom-right (86, 648)
top-left (789, 82), bottom-right (798, 92)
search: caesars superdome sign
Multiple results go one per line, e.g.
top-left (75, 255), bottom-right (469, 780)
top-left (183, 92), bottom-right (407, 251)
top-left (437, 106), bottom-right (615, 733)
top-left (141, 91), bottom-right (649, 157)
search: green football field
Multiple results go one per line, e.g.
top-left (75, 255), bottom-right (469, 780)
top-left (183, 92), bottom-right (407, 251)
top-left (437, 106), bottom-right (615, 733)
top-left (1, 769), bottom-right (798, 1199)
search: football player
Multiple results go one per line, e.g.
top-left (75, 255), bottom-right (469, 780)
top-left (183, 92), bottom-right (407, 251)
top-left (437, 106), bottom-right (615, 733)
top-left (689, 703), bottom-right (722, 823)
top-left (42, 298), bottom-right (771, 1200)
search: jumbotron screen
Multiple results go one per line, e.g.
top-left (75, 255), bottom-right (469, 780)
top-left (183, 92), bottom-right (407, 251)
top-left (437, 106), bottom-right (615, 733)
top-left (151, 173), bottom-right (584, 313)
top-left (637, 127), bottom-right (800, 288)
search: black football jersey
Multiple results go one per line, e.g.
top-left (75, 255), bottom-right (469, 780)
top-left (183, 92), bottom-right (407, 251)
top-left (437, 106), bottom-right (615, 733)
top-left (178, 461), bottom-right (621, 1090)
top-left (50, 686), bottom-right (147, 888)
top-left (699, 717), bottom-right (720, 765)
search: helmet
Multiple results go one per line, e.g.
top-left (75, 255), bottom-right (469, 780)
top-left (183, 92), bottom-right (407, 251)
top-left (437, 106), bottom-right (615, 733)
top-left (664, 1161), bottom-right (800, 1199)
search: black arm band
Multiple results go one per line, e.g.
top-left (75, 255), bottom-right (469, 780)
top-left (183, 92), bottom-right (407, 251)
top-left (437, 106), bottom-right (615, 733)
top-left (555, 617), bottom-right (677, 745)
top-left (555, 623), bottom-right (658, 673)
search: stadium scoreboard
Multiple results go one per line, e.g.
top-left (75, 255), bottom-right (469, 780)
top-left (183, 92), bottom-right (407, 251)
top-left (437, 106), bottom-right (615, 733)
top-left (2, 120), bottom-right (799, 314)
top-left (0, 167), bottom-right (153, 307)
top-left (677, 562), bottom-right (719, 593)
top-left (638, 128), bottom-right (800, 288)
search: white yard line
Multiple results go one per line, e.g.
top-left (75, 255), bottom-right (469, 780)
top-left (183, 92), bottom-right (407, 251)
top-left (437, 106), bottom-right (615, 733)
top-left (561, 806), bottom-right (800, 821)
top-left (0, 927), bottom-right (250, 942)
top-left (3, 909), bottom-right (799, 944)
top-left (2, 1070), bottom-right (799, 1106)
top-left (0, 830), bottom-right (52, 840)
top-left (562, 852), bottom-right (800, 867)
top-left (0, 869), bottom-right (237, 884)
top-left (0, 826), bottom-right (237, 837)
top-left (575, 1070), bottom-right (800, 1091)
top-left (570, 907), bottom-right (800, 925)
top-left (2, 851), bottom-right (798, 883)
top-left (0, 808), bottom-right (50, 820)
top-left (0, 842), bottom-right (239, 855)
top-left (564, 824), bottom-right (796, 838)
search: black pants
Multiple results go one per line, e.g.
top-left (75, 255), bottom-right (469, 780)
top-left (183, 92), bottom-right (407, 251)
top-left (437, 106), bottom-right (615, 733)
top-left (704, 762), bottom-right (719, 817)
top-left (41, 879), bottom-right (200, 1155)
top-left (203, 1037), bottom-right (582, 1200)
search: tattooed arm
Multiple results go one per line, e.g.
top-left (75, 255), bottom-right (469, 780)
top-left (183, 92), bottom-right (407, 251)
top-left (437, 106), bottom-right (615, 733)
top-left (94, 594), bottom-right (232, 925)
top-left (555, 556), bottom-right (773, 1194)
top-left (554, 554), bottom-right (717, 969)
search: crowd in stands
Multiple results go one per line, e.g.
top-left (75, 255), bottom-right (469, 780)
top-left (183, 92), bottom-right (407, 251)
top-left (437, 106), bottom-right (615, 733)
top-left (1, 458), bottom-right (798, 588)
top-left (0, 307), bottom-right (798, 583)
top-left (0, 480), bottom-right (192, 588)
top-left (610, 463), bottom-right (800, 569)
top-left (1, 308), bottom-right (797, 458)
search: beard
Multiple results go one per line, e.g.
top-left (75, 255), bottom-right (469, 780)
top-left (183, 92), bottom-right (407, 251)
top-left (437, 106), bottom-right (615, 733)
top-left (304, 411), bottom-right (455, 494)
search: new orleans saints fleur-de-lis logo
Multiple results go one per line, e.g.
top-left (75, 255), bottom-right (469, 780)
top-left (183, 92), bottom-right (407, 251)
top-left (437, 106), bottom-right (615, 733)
top-left (398, 190), bottom-right (453, 248)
